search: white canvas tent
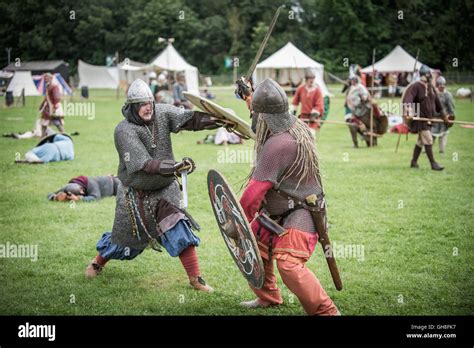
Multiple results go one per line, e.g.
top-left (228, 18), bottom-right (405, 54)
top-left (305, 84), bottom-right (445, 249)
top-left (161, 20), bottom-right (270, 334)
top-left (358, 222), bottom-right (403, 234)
top-left (33, 73), bottom-right (72, 96)
top-left (78, 60), bottom-right (119, 89)
top-left (0, 70), bottom-right (14, 79)
top-left (117, 59), bottom-right (153, 84)
top-left (253, 42), bottom-right (330, 96)
top-left (361, 45), bottom-right (430, 73)
top-left (7, 71), bottom-right (40, 96)
top-left (149, 43), bottom-right (199, 94)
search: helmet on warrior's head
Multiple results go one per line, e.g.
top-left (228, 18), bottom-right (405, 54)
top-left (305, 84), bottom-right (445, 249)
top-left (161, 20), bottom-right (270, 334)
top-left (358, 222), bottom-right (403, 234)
top-left (123, 79), bottom-right (155, 125)
top-left (419, 64), bottom-right (431, 79)
top-left (126, 79), bottom-right (154, 104)
top-left (436, 76), bottom-right (446, 86)
top-left (252, 78), bottom-right (297, 134)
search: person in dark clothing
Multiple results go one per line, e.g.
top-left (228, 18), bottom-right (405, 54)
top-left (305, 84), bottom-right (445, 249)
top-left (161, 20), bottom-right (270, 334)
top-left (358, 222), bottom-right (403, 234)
top-left (402, 65), bottom-right (449, 171)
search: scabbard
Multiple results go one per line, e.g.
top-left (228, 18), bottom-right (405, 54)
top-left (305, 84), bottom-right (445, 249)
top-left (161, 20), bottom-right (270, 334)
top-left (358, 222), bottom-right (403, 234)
top-left (311, 210), bottom-right (343, 291)
top-left (318, 227), bottom-right (343, 291)
top-left (270, 189), bottom-right (343, 290)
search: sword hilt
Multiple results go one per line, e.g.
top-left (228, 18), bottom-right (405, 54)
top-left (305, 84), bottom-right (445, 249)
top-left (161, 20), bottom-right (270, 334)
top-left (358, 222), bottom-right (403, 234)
top-left (235, 77), bottom-right (253, 101)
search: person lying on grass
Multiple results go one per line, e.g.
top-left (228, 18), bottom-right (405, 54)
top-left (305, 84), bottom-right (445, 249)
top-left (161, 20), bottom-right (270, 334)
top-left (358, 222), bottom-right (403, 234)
top-left (15, 133), bottom-right (74, 164)
top-left (47, 175), bottom-right (120, 202)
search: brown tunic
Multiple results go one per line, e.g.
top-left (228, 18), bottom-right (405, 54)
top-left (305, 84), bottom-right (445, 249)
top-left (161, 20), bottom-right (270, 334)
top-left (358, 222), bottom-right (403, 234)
top-left (402, 81), bottom-right (444, 132)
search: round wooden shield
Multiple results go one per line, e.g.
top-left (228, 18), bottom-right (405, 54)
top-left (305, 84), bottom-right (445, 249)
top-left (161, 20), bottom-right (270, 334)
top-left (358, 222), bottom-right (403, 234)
top-left (346, 85), bottom-right (370, 114)
top-left (207, 169), bottom-right (264, 289)
top-left (183, 92), bottom-right (256, 140)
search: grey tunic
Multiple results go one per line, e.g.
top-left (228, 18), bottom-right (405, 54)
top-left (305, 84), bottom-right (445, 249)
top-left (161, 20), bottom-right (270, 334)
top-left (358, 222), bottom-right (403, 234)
top-left (84, 176), bottom-right (120, 201)
top-left (111, 104), bottom-right (193, 249)
top-left (432, 90), bottom-right (455, 136)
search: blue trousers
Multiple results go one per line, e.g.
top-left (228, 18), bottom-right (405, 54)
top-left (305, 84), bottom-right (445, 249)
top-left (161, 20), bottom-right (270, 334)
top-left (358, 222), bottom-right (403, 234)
top-left (96, 220), bottom-right (200, 260)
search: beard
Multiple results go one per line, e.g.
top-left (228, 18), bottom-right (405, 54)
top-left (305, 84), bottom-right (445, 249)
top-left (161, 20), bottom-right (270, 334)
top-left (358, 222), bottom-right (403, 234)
top-left (140, 111), bottom-right (153, 121)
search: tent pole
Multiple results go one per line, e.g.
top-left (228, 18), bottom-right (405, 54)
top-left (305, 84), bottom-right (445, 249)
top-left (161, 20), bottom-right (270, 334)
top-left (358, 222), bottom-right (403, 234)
top-left (370, 48), bottom-right (375, 147)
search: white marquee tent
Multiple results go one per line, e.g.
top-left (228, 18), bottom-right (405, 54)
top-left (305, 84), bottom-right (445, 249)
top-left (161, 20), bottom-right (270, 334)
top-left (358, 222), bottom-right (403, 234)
top-left (361, 45), bottom-right (431, 73)
top-left (78, 44), bottom-right (199, 93)
top-left (253, 42), bottom-right (330, 96)
top-left (7, 71), bottom-right (40, 96)
top-left (78, 60), bottom-right (119, 89)
top-left (149, 43), bottom-right (199, 94)
top-left (117, 59), bottom-right (153, 84)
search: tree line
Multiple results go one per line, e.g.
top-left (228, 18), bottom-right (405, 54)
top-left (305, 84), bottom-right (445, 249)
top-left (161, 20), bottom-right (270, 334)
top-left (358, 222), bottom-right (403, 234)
top-left (0, 0), bottom-right (472, 76)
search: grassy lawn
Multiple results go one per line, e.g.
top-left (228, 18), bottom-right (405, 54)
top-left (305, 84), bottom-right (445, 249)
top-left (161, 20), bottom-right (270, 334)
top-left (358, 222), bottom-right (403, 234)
top-left (0, 86), bottom-right (472, 316)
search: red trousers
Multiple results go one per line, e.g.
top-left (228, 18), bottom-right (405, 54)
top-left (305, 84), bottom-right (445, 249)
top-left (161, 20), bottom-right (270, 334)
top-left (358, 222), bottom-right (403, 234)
top-left (249, 222), bottom-right (338, 316)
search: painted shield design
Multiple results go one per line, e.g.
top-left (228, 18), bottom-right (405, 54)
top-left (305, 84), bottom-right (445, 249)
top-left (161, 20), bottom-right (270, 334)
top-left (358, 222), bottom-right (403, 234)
top-left (207, 169), bottom-right (264, 289)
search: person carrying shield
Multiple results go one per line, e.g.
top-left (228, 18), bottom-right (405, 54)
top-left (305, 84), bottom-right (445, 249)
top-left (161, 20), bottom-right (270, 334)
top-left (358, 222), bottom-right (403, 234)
top-left (345, 76), bottom-right (384, 147)
top-left (85, 79), bottom-right (224, 292)
top-left (239, 78), bottom-right (340, 315)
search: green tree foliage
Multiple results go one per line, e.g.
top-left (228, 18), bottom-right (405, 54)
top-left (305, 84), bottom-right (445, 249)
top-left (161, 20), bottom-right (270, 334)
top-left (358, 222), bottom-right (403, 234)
top-left (0, 0), bottom-right (472, 75)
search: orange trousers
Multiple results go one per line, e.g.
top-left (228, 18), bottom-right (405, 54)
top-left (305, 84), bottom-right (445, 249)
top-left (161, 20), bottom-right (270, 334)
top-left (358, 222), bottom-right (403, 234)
top-left (249, 225), bottom-right (339, 316)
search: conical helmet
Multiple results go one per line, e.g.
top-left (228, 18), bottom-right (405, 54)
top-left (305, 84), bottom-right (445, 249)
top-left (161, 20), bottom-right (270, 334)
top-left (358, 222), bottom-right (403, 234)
top-left (126, 79), bottom-right (154, 104)
top-left (252, 78), bottom-right (296, 134)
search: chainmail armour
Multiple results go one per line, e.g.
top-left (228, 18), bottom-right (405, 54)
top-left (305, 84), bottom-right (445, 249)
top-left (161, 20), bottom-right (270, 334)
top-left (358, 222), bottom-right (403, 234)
top-left (111, 103), bottom-right (194, 249)
top-left (250, 79), bottom-right (323, 233)
top-left (252, 131), bottom-right (321, 233)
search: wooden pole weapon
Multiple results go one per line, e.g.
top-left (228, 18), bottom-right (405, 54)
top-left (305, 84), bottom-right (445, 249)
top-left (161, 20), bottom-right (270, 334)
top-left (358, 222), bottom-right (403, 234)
top-left (370, 48), bottom-right (375, 147)
top-left (406, 117), bottom-right (474, 125)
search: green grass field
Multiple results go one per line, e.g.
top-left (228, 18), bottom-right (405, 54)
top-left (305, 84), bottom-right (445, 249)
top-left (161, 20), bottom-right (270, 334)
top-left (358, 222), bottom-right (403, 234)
top-left (0, 86), bottom-right (472, 316)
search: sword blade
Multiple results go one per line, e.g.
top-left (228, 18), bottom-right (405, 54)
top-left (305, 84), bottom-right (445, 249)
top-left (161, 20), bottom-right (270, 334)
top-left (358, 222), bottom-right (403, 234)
top-left (243, 5), bottom-right (283, 82)
top-left (181, 170), bottom-right (188, 209)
